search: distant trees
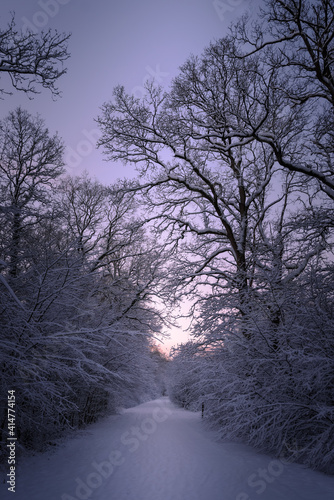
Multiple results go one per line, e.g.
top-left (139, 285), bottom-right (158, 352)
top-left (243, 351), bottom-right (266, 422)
top-left (97, 0), bottom-right (334, 474)
top-left (167, 343), bottom-right (203, 411)
top-left (0, 14), bottom-right (70, 98)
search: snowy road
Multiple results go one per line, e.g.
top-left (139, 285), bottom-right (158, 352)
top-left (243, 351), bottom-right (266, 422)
top-left (5, 397), bottom-right (334, 500)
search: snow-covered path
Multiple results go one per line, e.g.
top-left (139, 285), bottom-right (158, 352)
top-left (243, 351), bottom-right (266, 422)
top-left (5, 397), bottom-right (334, 500)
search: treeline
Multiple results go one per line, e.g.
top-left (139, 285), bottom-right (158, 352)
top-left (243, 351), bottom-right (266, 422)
top-left (96, 0), bottom-right (334, 474)
top-left (0, 107), bottom-right (167, 453)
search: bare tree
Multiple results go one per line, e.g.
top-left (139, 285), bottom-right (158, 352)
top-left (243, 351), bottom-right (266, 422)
top-left (0, 14), bottom-right (70, 99)
top-left (96, 46), bottom-right (324, 334)
top-left (0, 107), bottom-right (64, 278)
top-left (231, 0), bottom-right (334, 197)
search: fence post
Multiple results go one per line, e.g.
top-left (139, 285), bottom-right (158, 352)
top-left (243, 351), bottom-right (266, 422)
top-left (201, 402), bottom-right (204, 419)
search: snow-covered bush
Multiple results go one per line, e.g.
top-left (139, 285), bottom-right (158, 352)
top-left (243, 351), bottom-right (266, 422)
top-left (169, 269), bottom-right (334, 474)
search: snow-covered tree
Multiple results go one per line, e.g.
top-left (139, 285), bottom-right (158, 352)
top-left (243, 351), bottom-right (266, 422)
top-left (0, 13), bottom-right (70, 98)
top-left (0, 107), bottom-right (64, 278)
top-left (232, 0), bottom-right (334, 199)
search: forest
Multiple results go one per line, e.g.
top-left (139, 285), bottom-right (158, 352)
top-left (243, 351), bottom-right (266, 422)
top-left (1, 0), bottom-right (334, 476)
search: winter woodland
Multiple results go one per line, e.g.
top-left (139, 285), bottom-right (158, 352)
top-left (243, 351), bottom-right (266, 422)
top-left (1, 0), bottom-right (334, 476)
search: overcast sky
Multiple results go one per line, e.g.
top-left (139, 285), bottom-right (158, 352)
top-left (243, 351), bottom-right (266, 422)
top-left (1, 0), bottom-right (257, 351)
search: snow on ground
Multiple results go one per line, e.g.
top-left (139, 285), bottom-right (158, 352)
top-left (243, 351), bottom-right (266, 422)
top-left (2, 397), bottom-right (334, 500)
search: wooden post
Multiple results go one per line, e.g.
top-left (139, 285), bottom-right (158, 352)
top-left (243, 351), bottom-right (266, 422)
top-left (201, 402), bottom-right (204, 419)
